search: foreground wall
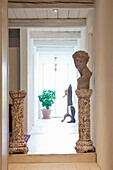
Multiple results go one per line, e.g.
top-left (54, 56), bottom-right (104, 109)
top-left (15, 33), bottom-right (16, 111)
top-left (94, 0), bottom-right (113, 169)
top-left (0, 0), bottom-right (8, 169)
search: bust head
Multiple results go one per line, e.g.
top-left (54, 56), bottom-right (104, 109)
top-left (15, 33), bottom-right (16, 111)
top-left (72, 50), bottom-right (89, 72)
top-left (72, 50), bottom-right (92, 89)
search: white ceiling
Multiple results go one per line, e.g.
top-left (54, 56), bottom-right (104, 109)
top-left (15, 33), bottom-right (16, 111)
top-left (8, 8), bottom-right (91, 19)
top-left (8, 8), bottom-right (93, 51)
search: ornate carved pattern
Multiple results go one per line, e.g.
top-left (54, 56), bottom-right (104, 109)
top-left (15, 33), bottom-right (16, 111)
top-left (9, 91), bottom-right (28, 154)
top-left (75, 89), bottom-right (94, 153)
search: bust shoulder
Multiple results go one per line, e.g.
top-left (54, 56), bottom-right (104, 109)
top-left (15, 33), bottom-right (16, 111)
top-left (82, 67), bottom-right (92, 78)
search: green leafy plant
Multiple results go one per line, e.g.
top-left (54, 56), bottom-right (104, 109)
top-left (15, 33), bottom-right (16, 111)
top-left (38, 89), bottom-right (56, 110)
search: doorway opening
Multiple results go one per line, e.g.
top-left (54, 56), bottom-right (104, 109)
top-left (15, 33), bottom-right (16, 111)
top-left (26, 34), bottom-right (80, 154)
top-left (32, 38), bottom-right (80, 121)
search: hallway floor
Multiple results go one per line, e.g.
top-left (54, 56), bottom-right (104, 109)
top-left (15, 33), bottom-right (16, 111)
top-left (8, 118), bottom-right (100, 170)
top-left (8, 163), bottom-right (100, 170)
top-left (27, 118), bottom-right (78, 154)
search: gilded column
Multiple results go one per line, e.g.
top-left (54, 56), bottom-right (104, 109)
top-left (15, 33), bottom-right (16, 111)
top-left (9, 91), bottom-right (28, 154)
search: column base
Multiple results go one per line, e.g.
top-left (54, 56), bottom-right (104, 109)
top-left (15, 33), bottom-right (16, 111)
top-left (9, 141), bottom-right (29, 154)
top-left (75, 139), bottom-right (94, 153)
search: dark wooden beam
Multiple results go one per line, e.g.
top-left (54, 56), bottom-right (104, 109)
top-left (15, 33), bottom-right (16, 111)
top-left (9, 18), bottom-right (86, 28)
top-left (8, 0), bottom-right (95, 8)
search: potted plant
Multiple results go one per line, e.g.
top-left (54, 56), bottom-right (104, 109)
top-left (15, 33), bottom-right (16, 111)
top-left (38, 89), bottom-right (56, 119)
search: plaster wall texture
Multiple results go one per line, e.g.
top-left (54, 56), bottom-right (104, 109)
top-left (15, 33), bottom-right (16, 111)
top-left (94, 0), bottom-right (113, 169)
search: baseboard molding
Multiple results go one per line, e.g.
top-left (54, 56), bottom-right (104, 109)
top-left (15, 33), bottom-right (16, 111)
top-left (8, 152), bottom-right (96, 164)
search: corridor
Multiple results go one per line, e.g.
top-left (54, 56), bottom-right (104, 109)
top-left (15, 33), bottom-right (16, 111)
top-left (27, 118), bottom-right (78, 154)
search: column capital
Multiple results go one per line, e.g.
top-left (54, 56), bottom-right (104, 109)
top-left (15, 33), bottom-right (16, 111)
top-left (9, 90), bottom-right (26, 99)
top-left (76, 89), bottom-right (92, 98)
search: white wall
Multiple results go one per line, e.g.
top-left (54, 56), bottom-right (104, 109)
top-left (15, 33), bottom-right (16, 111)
top-left (94, 0), bottom-right (113, 169)
top-left (20, 28), bottom-right (35, 133)
top-left (81, 10), bottom-right (94, 141)
top-left (81, 27), bottom-right (87, 50)
top-left (86, 11), bottom-right (94, 141)
top-left (27, 37), bottom-right (34, 130)
top-left (33, 47), bottom-right (39, 123)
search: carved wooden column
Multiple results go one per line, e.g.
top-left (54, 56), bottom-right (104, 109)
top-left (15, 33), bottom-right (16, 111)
top-left (75, 89), bottom-right (94, 153)
top-left (9, 91), bottom-right (28, 154)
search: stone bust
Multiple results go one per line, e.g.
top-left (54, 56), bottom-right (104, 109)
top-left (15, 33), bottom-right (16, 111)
top-left (72, 50), bottom-right (92, 89)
